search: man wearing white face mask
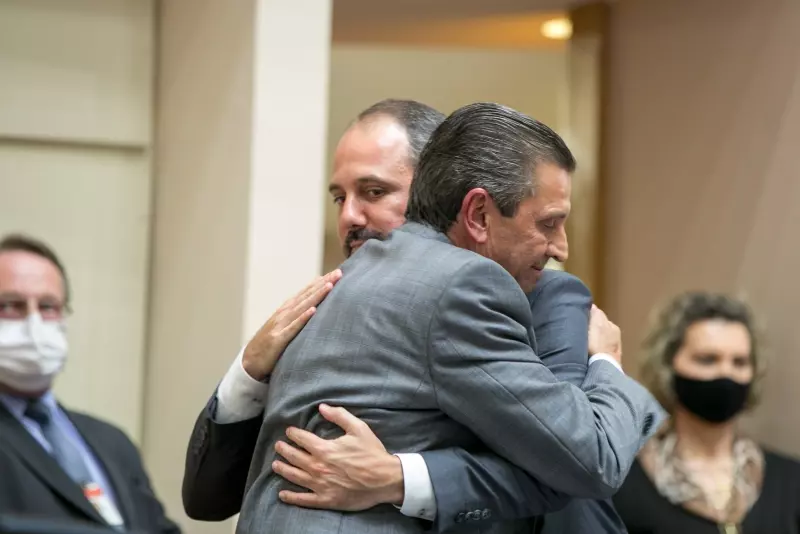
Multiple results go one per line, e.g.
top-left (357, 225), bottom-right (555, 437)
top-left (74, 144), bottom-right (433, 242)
top-left (0, 234), bottom-right (180, 533)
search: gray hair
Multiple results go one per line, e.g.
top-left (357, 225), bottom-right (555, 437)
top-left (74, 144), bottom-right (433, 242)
top-left (405, 102), bottom-right (576, 233)
top-left (356, 99), bottom-right (445, 168)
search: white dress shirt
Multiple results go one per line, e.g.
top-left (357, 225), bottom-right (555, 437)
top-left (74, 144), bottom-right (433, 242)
top-left (215, 349), bottom-right (623, 521)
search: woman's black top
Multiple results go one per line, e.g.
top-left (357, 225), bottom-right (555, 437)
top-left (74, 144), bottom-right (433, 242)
top-left (614, 451), bottom-right (800, 534)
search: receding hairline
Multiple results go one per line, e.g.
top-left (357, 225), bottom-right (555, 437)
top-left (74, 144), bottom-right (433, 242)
top-left (348, 112), bottom-right (410, 139)
top-left (335, 113), bottom-right (415, 167)
top-left (0, 234), bottom-right (71, 305)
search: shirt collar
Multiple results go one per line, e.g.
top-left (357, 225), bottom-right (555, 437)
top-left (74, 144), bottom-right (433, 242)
top-left (0, 390), bottom-right (57, 421)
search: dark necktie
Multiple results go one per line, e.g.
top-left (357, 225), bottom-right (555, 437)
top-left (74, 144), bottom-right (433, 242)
top-left (25, 400), bottom-right (125, 530)
top-left (25, 399), bottom-right (93, 486)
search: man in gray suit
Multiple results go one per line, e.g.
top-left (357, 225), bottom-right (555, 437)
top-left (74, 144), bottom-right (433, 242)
top-left (231, 102), bottom-right (664, 533)
top-left (183, 100), bottom-right (629, 533)
top-left (184, 100), bottom-right (642, 533)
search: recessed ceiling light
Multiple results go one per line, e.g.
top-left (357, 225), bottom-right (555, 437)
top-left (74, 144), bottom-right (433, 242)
top-left (541, 17), bottom-right (573, 40)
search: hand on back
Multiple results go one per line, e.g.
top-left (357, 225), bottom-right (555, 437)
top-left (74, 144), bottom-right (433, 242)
top-left (242, 269), bottom-right (343, 381)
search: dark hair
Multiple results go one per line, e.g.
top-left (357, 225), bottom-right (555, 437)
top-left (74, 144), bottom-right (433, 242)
top-left (357, 99), bottom-right (445, 168)
top-left (640, 291), bottom-right (766, 413)
top-left (405, 102), bottom-right (576, 233)
top-left (0, 234), bottom-right (71, 306)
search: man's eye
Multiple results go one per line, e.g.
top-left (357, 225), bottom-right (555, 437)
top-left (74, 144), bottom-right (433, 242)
top-left (365, 189), bottom-right (385, 199)
top-left (332, 196), bottom-right (344, 206)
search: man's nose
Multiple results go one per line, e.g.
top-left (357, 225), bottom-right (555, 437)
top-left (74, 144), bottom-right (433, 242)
top-left (549, 229), bottom-right (569, 263)
top-left (339, 197), bottom-right (367, 231)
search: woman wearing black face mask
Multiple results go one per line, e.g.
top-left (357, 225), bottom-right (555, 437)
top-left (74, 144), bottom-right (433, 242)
top-left (613, 292), bottom-right (800, 534)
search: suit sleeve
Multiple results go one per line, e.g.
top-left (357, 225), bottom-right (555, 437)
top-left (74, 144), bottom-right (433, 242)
top-left (427, 258), bottom-right (665, 500)
top-left (529, 271), bottom-right (592, 386)
top-left (419, 272), bottom-right (596, 531)
top-left (181, 395), bottom-right (262, 521)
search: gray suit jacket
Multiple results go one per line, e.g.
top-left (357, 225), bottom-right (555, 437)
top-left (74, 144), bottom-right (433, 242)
top-left (421, 269), bottom-right (629, 533)
top-left (236, 222), bottom-right (665, 534)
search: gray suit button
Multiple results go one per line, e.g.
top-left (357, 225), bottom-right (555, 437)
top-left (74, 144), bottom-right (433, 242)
top-left (464, 511), bottom-right (474, 521)
top-left (455, 512), bottom-right (465, 523)
top-left (482, 509), bottom-right (492, 520)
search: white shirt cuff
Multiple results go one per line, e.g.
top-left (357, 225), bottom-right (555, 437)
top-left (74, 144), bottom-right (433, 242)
top-left (588, 353), bottom-right (624, 374)
top-left (394, 453), bottom-right (437, 521)
top-left (214, 348), bottom-right (270, 424)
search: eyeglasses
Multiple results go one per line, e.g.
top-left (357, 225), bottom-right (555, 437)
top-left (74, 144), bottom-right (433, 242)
top-left (0, 297), bottom-right (69, 320)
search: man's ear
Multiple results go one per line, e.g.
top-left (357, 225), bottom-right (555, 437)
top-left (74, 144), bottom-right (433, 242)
top-left (460, 188), bottom-right (492, 244)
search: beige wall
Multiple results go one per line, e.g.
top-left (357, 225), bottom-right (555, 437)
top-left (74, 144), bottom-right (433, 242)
top-left (147, 1), bottom-right (331, 532)
top-left (0, 0), bottom-right (154, 441)
top-left (323, 44), bottom-right (570, 271)
top-left (604, 0), bottom-right (800, 454)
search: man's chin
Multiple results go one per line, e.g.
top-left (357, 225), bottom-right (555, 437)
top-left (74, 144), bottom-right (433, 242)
top-left (519, 268), bottom-right (544, 293)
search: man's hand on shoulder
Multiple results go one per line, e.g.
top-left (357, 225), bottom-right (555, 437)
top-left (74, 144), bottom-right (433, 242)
top-left (242, 269), bottom-right (342, 381)
top-left (588, 304), bottom-right (622, 365)
top-left (273, 404), bottom-right (405, 511)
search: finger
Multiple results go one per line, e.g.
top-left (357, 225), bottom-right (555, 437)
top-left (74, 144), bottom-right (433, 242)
top-left (591, 306), bottom-right (608, 321)
top-left (285, 426), bottom-right (331, 456)
top-left (272, 460), bottom-right (315, 490)
top-left (277, 278), bottom-right (334, 327)
top-left (319, 404), bottom-right (369, 436)
top-left (293, 281), bottom-right (334, 315)
top-left (277, 276), bottom-right (329, 314)
top-left (281, 306), bottom-right (317, 340)
top-left (278, 490), bottom-right (329, 509)
top-left (291, 270), bottom-right (341, 309)
top-left (323, 268), bottom-right (343, 284)
top-left (275, 440), bottom-right (315, 471)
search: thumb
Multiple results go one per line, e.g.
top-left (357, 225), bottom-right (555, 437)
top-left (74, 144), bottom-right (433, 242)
top-left (319, 404), bottom-right (367, 436)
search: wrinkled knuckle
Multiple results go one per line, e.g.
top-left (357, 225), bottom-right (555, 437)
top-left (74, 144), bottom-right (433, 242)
top-left (310, 462), bottom-right (325, 474)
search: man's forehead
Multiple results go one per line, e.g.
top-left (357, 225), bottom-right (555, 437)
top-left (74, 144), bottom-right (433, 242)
top-left (527, 165), bottom-right (572, 215)
top-left (330, 122), bottom-right (413, 191)
top-left (0, 251), bottom-right (64, 297)
top-left (334, 119), bottom-right (410, 164)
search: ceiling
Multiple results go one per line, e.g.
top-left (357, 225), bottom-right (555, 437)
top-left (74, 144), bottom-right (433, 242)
top-left (332, 0), bottom-right (593, 48)
top-left (334, 0), bottom-right (592, 22)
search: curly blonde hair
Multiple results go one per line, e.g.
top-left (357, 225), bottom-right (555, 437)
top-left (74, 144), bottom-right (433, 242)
top-left (639, 291), bottom-right (767, 415)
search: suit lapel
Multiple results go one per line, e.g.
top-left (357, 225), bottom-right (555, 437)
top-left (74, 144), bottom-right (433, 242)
top-left (69, 412), bottom-right (135, 526)
top-left (0, 404), bottom-right (105, 524)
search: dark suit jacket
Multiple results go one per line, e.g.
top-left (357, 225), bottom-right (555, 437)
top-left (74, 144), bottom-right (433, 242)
top-left (0, 401), bottom-right (180, 534)
top-left (182, 269), bottom-right (627, 533)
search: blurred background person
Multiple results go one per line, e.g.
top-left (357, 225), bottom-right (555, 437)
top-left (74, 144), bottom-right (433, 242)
top-left (0, 234), bottom-right (180, 533)
top-left (614, 292), bottom-right (800, 533)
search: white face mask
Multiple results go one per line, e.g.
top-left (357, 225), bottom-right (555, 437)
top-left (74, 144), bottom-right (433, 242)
top-left (0, 312), bottom-right (68, 393)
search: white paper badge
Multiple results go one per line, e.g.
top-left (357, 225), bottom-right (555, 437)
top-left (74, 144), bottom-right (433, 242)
top-left (83, 483), bottom-right (125, 528)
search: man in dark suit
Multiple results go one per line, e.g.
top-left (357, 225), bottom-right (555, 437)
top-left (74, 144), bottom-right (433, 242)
top-left (183, 100), bottom-right (653, 532)
top-left (0, 234), bottom-right (180, 534)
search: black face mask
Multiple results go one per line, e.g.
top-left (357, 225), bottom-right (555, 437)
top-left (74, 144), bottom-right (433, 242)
top-left (672, 374), bottom-right (751, 423)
